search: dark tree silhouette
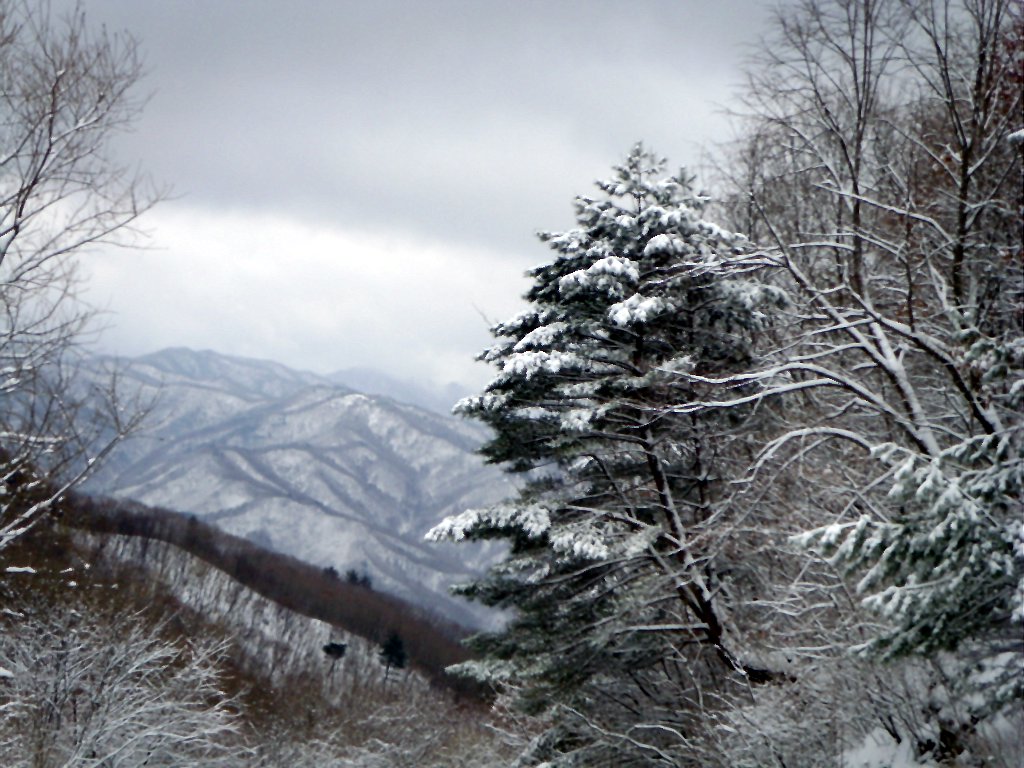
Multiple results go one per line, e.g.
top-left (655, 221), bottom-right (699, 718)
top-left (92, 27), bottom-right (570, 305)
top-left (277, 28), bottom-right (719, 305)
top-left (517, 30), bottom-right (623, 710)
top-left (379, 631), bottom-right (407, 682)
top-left (322, 642), bottom-right (347, 661)
top-left (345, 568), bottom-right (373, 589)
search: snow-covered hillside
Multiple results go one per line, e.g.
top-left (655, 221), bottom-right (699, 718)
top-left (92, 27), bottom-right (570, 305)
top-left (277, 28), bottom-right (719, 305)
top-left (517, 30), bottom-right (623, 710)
top-left (83, 348), bottom-right (511, 628)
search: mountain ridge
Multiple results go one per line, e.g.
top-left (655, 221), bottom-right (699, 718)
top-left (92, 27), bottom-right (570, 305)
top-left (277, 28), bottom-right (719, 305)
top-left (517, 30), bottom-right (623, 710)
top-left (82, 347), bottom-right (509, 628)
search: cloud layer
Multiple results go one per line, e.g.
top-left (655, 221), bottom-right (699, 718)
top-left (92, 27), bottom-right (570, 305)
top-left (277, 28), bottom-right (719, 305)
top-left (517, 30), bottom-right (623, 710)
top-left (58, 0), bottom-right (771, 387)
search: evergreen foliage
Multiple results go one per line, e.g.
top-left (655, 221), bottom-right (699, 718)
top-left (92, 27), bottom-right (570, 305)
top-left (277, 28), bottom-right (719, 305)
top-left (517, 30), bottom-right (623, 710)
top-left (430, 145), bottom-right (785, 763)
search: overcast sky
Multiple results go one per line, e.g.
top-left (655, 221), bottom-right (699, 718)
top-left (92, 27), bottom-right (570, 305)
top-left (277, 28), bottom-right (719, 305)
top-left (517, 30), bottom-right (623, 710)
top-left (61, 0), bottom-right (774, 391)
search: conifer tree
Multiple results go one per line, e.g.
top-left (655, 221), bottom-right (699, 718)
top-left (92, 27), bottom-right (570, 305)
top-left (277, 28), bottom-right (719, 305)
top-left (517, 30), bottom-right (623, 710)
top-left (380, 630), bottom-right (407, 683)
top-left (430, 145), bottom-right (784, 764)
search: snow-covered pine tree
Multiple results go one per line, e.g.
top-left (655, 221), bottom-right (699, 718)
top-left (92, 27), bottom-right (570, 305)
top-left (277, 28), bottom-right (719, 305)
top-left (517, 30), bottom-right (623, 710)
top-left (429, 145), bottom-right (785, 765)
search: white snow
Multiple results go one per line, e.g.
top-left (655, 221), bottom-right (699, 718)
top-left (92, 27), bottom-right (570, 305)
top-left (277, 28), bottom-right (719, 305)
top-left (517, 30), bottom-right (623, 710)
top-left (608, 293), bottom-right (668, 326)
top-left (514, 322), bottom-right (568, 352)
top-left (842, 728), bottom-right (938, 767)
top-left (428, 502), bottom-right (551, 542)
top-left (502, 350), bottom-right (584, 379)
top-left (559, 255), bottom-right (639, 299)
top-left (549, 529), bottom-right (610, 560)
top-left (643, 233), bottom-right (689, 256)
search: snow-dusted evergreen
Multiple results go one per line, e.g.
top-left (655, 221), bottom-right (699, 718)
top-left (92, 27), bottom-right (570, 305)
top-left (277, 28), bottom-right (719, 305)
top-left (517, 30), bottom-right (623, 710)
top-left (430, 145), bottom-right (786, 765)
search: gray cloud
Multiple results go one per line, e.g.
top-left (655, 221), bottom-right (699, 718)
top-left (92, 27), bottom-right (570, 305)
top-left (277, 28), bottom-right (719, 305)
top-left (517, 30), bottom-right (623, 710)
top-left (53, 0), bottom-right (773, 387)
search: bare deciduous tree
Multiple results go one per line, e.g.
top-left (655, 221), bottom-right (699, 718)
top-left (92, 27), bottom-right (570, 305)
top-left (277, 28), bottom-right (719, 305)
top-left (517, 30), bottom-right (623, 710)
top-left (0, 0), bottom-right (158, 550)
top-left (698, 0), bottom-right (1023, 762)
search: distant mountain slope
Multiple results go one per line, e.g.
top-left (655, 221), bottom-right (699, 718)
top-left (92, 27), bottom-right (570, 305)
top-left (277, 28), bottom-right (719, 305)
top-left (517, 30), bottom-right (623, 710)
top-left (69, 495), bottom-right (475, 686)
top-left (327, 366), bottom-right (469, 415)
top-left (83, 348), bottom-right (511, 628)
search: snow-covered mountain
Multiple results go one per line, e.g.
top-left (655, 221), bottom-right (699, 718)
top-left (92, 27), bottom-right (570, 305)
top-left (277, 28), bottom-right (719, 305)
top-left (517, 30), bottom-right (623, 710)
top-left (83, 348), bottom-right (511, 628)
top-left (327, 366), bottom-right (470, 415)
